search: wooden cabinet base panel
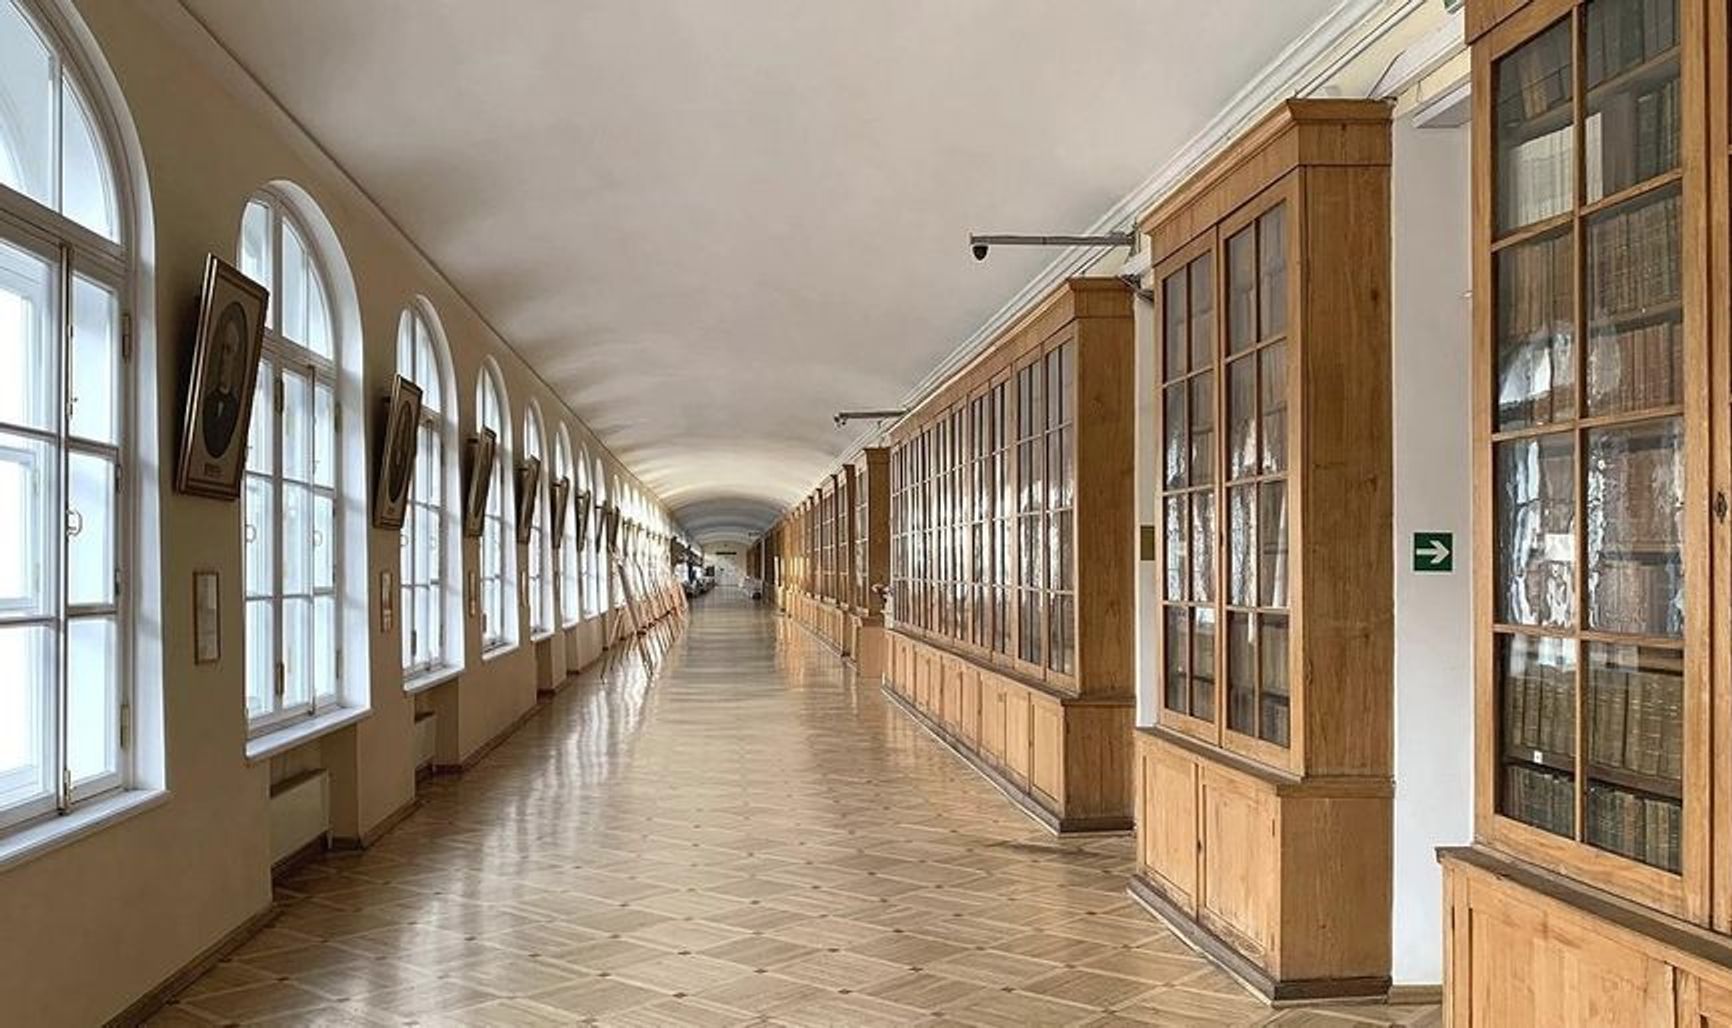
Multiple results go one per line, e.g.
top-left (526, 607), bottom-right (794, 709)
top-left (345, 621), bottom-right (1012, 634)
top-left (1441, 846), bottom-right (1732, 1027)
top-left (1127, 874), bottom-right (1390, 1004)
top-left (882, 686), bottom-right (1133, 834)
top-left (854, 622), bottom-right (886, 680)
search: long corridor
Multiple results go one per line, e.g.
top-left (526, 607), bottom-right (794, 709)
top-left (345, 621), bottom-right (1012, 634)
top-left (152, 596), bottom-right (1437, 1027)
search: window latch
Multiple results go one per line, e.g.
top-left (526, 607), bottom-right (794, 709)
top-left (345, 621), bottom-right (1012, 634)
top-left (1716, 491), bottom-right (1728, 523)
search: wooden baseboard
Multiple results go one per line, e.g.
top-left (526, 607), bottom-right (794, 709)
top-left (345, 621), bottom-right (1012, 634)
top-left (882, 686), bottom-right (1133, 836)
top-left (329, 795), bottom-right (422, 851)
top-left (270, 836), bottom-right (327, 879)
top-left (432, 697), bottom-right (547, 774)
top-left (1127, 874), bottom-right (1391, 1005)
top-left (1387, 984), bottom-right (1443, 1006)
top-left (105, 901), bottom-right (277, 1028)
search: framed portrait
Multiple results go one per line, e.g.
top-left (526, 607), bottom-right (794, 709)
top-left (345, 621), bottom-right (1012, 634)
top-left (462, 428), bottom-right (497, 538)
top-left (575, 490), bottom-right (593, 549)
top-left (605, 503), bottom-right (622, 552)
top-left (549, 476), bottom-right (571, 548)
top-left (176, 255), bottom-right (269, 500)
top-left (514, 456), bottom-right (542, 545)
top-left (371, 376), bottom-right (423, 529)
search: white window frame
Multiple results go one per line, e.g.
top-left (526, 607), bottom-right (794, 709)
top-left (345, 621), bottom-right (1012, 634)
top-left (554, 426), bottom-right (579, 629)
top-left (522, 403), bottom-right (550, 637)
top-left (476, 362), bottom-right (514, 652)
top-left (240, 192), bottom-right (344, 738)
top-left (397, 302), bottom-right (452, 679)
top-left (0, 0), bottom-right (134, 837)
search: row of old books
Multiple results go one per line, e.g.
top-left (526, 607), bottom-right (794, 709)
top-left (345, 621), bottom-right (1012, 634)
top-left (1585, 78), bottom-right (1680, 201)
top-left (1593, 439), bottom-right (1681, 549)
top-left (1505, 127), bottom-right (1574, 227)
top-left (1592, 558), bottom-right (1684, 638)
top-left (1588, 191), bottom-right (1680, 317)
top-left (1503, 22), bottom-right (1571, 122)
top-left (1504, 660), bottom-right (1577, 757)
top-left (1496, 337), bottom-right (1576, 430)
top-left (1587, 783), bottom-right (1681, 871)
top-left (1587, 663), bottom-right (1684, 781)
top-left (1588, 321), bottom-right (1679, 414)
top-left (1504, 764), bottom-right (1575, 837)
top-left (1585, 0), bottom-right (1678, 89)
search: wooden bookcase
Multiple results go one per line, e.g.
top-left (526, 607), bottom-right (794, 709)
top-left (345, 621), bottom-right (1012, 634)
top-left (1437, 1), bottom-right (1732, 1024)
top-left (849, 448), bottom-right (891, 676)
top-left (881, 278), bottom-right (1136, 832)
top-left (1128, 99), bottom-right (1395, 1002)
top-left (770, 449), bottom-right (893, 673)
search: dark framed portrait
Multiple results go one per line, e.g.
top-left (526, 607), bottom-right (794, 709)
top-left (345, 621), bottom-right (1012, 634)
top-left (371, 376), bottom-right (423, 529)
top-left (549, 476), bottom-right (571, 548)
top-left (176, 255), bottom-right (269, 500)
top-left (514, 456), bottom-right (542, 545)
top-left (462, 428), bottom-right (497, 538)
top-left (575, 490), bottom-right (593, 550)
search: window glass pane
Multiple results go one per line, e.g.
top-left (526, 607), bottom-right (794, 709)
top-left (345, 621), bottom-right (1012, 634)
top-left (1227, 612), bottom-right (1254, 735)
top-left (1497, 633), bottom-right (1577, 838)
top-left (1258, 481), bottom-right (1289, 609)
top-left (1586, 418), bottom-right (1683, 637)
top-left (1494, 18), bottom-right (1574, 232)
top-left (1260, 614), bottom-right (1291, 746)
top-left (245, 599), bottom-right (273, 718)
top-left (0, 432), bottom-right (50, 616)
top-left (69, 274), bottom-right (117, 444)
top-left (312, 381), bottom-right (334, 489)
top-left (1585, 187), bottom-right (1681, 416)
top-left (66, 449), bottom-right (113, 607)
top-left (239, 200), bottom-right (272, 291)
top-left (243, 475), bottom-right (274, 601)
top-left (1227, 357), bottom-right (1256, 480)
top-left (1163, 272), bottom-right (1186, 379)
top-left (1188, 255), bottom-right (1213, 369)
top-left (312, 493), bottom-right (334, 591)
top-left (66, 615), bottom-right (116, 784)
top-left (0, 623), bottom-right (52, 810)
top-left (283, 595), bottom-right (310, 707)
top-left (313, 595), bottom-right (336, 701)
top-left (1227, 226), bottom-right (1256, 353)
top-left (1584, 641), bottom-right (1682, 871)
top-left (282, 483), bottom-right (308, 596)
top-left (1228, 484), bottom-right (1255, 607)
top-left (0, 238), bottom-right (55, 433)
top-left (1584, 0), bottom-right (1679, 203)
top-left (282, 371), bottom-right (310, 484)
top-left (0, 0), bottom-right (55, 207)
top-left (246, 363), bottom-right (273, 475)
top-left (1260, 342), bottom-right (1288, 475)
top-left (1188, 373), bottom-right (1213, 486)
top-left (61, 80), bottom-right (117, 241)
top-left (1496, 433), bottom-right (1576, 628)
top-left (279, 219), bottom-right (310, 346)
top-left (1258, 207), bottom-right (1288, 339)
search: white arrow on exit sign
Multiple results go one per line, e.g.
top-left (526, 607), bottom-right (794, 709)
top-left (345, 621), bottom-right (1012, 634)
top-left (1418, 540), bottom-right (1449, 564)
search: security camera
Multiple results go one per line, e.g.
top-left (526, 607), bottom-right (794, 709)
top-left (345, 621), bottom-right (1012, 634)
top-left (971, 242), bottom-right (989, 261)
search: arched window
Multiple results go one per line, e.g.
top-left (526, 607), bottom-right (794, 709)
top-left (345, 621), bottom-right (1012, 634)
top-left (0, 0), bottom-right (133, 832)
top-left (238, 191), bottom-right (343, 734)
top-left (522, 402), bottom-right (549, 636)
top-left (553, 426), bottom-right (578, 628)
top-left (475, 363), bottom-right (513, 651)
top-left (588, 455), bottom-right (607, 615)
top-left (396, 302), bottom-right (455, 678)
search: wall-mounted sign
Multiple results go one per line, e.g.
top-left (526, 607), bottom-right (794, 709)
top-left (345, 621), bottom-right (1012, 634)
top-left (1413, 532), bottom-right (1454, 573)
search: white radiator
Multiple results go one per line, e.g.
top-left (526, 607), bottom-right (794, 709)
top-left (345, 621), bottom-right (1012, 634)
top-left (414, 711), bottom-right (437, 770)
top-left (269, 770), bottom-right (330, 866)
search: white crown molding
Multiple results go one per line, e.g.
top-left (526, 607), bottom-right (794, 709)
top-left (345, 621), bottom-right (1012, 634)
top-left (793, 0), bottom-right (1431, 536)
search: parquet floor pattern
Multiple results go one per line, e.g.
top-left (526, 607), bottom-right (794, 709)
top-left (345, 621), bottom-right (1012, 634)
top-left (152, 593), bottom-right (1441, 1027)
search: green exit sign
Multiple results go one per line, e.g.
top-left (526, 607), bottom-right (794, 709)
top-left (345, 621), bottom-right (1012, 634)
top-left (1413, 532), bottom-right (1454, 573)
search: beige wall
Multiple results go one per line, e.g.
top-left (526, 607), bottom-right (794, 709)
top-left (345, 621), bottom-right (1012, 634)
top-left (0, 2), bottom-right (677, 1023)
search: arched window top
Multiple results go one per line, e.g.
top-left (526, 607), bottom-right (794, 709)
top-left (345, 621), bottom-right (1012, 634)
top-left (396, 300), bottom-right (448, 415)
top-left (554, 424), bottom-right (572, 479)
top-left (239, 191), bottom-right (335, 360)
top-left (475, 358), bottom-right (510, 454)
top-left (523, 401), bottom-right (544, 464)
top-left (0, 0), bottom-right (119, 242)
top-left (576, 445), bottom-right (591, 492)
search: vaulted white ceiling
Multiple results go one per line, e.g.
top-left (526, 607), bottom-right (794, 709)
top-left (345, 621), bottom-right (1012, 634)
top-left (181, 0), bottom-right (1339, 544)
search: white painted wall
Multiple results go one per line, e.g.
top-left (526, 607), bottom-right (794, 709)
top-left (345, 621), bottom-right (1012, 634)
top-left (706, 537), bottom-right (752, 588)
top-left (1389, 111), bottom-right (1475, 987)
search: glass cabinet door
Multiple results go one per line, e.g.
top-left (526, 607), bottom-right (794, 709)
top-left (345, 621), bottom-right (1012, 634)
top-left (1159, 249), bottom-right (1217, 724)
top-left (1489, 0), bottom-right (1685, 875)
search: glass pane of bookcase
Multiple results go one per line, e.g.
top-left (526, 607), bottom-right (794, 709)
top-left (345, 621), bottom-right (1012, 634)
top-left (1495, 18), bottom-right (1574, 233)
top-left (1165, 496), bottom-right (1187, 601)
top-left (1228, 612), bottom-right (1254, 735)
top-left (1258, 208), bottom-right (1288, 339)
top-left (1163, 385), bottom-right (1187, 488)
top-left (1189, 256), bottom-right (1214, 370)
top-left (1260, 614), bottom-right (1290, 746)
top-left (1586, 185), bottom-right (1681, 415)
top-left (1585, 642), bottom-right (1682, 870)
top-left (1229, 485), bottom-right (1255, 606)
top-left (1192, 492), bottom-right (1215, 603)
top-left (1261, 343), bottom-right (1288, 474)
top-left (1259, 481), bottom-right (1288, 608)
top-left (1165, 608), bottom-right (1188, 713)
top-left (1496, 228), bottom-right (1576, 432)
top-left (1584, 0), bottom-right (1680, 204)
top-left (1498, 632), bottom-right (1578, 838)
top-left (1192, 607), bottom-right (1216, 722)
top-left (1164, 272), bottom-right (1187, 378)
top-left (1189, 375), bottom-right (1214, 485)
top-left (1495, 433), bottom-right (1576, 629)
top-left (1228, 227), bottom-right (1256, 353)
top-left (1228, 357), bottom-right (1256, 480)
top-left (1586, 418), bottom-right (1683, 637)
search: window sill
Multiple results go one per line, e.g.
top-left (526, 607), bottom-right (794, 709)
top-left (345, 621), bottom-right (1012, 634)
top-left (404, 665), bottom-right (461, 696)
top-left (0, 789), bottom-right (170, 875)
top-left (530, 629), bottom-right (556, 644)
top-left (245, 706), bottom-right (370, 764)
top-left (480, 642), bottom-right (519, 663)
